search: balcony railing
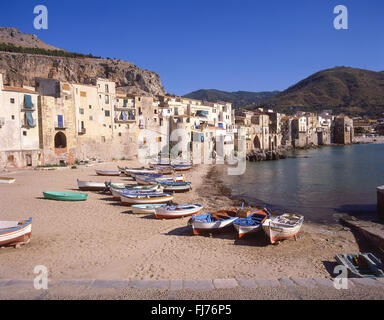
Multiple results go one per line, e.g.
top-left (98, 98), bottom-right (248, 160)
top-left (114, 116), bottom-right (136, 123)
top-left (54, 121), bottom-right (67, 130)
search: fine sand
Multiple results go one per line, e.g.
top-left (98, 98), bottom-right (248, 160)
top-left (0, 160), bottom-right (363, 281)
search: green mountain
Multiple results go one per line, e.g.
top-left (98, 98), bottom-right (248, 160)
top-left (257, 67), bottom-right (384, 117)
top-left (183, 89), bottom-right (280, 108)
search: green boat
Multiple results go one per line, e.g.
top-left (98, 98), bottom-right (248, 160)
top-left (43, 191), bottom-right (88, 201)
top-left (335, 253), bottom-right (384, 278)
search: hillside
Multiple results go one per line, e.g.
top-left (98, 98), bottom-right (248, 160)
top-left (183, 89), bottom-right (279, 108)
top-left (257, 67), bottom-right (384, 117)
top-left (0, 27), bottom-right (165, 96)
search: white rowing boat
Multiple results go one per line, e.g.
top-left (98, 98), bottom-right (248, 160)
top-left (77, 179), bottom-right (107, 191)
top-left (262, 213), bottom-right (304, 244)
top-left (0, 218), bottom-right (32, 247)
top-left (154, 204), bottom-right (203, 219)
top-left (131, 204), bottom-right (168, 214)
top-left (0, 177), bottom-right (16, 184)
top-left (120, 193), bottom-right (174, 205)
top-left (190, 210), bottom-right (239, 235)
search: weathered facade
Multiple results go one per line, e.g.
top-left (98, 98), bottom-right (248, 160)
top-left (334, 116), bottom-right (354, 144)
top-left (0, 74), bottom-right (41, 167)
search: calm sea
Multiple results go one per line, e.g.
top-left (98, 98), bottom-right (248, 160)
top-left (220, 143), bottom-right (384, 223)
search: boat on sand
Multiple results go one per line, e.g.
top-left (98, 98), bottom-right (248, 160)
top-left (77, 179), bottom-right (107, 191)
top-left (0, 177), bottom-right (15, 184)
top-left (233, 208), bottom-right (271, 238)
top-left (262, 213), bottom-right (304, 244)
top-left (43, 191), bottom-right (88, 201)
top-left (190, 209), bottom-right (239, 235)
top-left (131, 204), bottom-right (168, 214)
top-left (0, 218), bottom-right (32, 247)
top-left (95, 170), bottom-right (121, 176)
top-left (154, 204), bottom-right (203, 219)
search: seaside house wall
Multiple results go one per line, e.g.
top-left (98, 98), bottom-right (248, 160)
top-left (291, 116), bottom-right (308, 147)
top-left (112, 92), bottom-right (138, 159)
top-left (334, 116), bottom-right (354, 144)
top-left (137, 96), bottom-right (168, 161)
top-left (250, 113), bottom-right (269, 151)
top-left (35, 78), bottom-right (77, 165)
top-left (0, 75), bottom-right (41, 167)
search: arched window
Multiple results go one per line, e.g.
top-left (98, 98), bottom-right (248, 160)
top-left (54, 132), bottom-right (67, 149)
top-left (253, 136), bottom-right (261, 149)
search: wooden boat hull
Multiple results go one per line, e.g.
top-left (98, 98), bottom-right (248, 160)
top-left (0, 177), bottom-right (16, 184)
top-left (154, 204), bottom-right (203, 219)
top-left (43, 191), bottom-right (88, 201)
top-left (131, 204), bottom-right (168, 214)
top-left (233, 209), bottom-right (271, 239)
top-left (191, 213), bottom-right (238, 235)
top-left (173, 165), bottom-right (192, 171)
top-left (111, 188), bottom-right (163, 201)
top-left (77, 179), bottom-right (106, 191)
top-left (163, 184), bottom-right (191, 192)
top-left (0, 218), bottom-right (32, 247)
top-left (262, 214), bottom-right (304, 244)
top-left (120, 194), bottom-right (174, 205)
top-left (95, 170), bottom-right (121, 176)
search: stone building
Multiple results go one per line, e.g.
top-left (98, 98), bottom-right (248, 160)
top-left (0, 74), bottom-right (41, 167)
top-left (334, 115), bottom-right (354, 144)
top-left (35, 78), bottom-right (78, 165)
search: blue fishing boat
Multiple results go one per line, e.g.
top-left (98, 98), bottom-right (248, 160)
top-left (233, 208), bottom-right (271, 238)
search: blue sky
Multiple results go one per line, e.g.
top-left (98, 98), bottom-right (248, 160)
top-left (1, 0), bottom-right (384, 95)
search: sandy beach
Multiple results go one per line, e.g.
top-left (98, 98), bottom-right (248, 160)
top-left (0, 160), bottom-right (363, 281)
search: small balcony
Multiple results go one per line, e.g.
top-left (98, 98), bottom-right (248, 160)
top-left (114, 116), bottom-right (136, 124)
top-left (78, 127), bottom-right (86, 135)
top-left (54, 121), bottom-right (67, 130)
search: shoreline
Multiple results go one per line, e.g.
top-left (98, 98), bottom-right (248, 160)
top-left (0, 159), bottom-right (370, 282)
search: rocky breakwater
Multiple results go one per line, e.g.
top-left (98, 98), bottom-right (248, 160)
top-left (246, 149), bottom-right (287, 162)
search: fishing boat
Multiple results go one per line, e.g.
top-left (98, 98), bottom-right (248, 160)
top-left (157, 176), bottom-right (186, 182)
top-left (335, 253), bottom-right (384, 278)
top-left (120, 193), bottom-right (174, 205)
top-left (154, 204), bottom-right (203, 219)
top-left (77, 179), bottom-right (107, 191)
top-left (108, 183), bottom-right (160, 192)
top-left (233, 208), bottom-right (271, 238)
top-left (95, 170), bottom-right (121, 176)
top-left (172, 164), bottom-right (192, 171)
top-left (0, 177), bottom-right (16, 184)
top-left (133, 175), bottom-right (159, 185)
top-left (262, 213), bottom-right (304, 244)
top-left (126, 168), bottom-right (159, 176)
top-left (159, 181), bottom-right (191, 192)
top-left (190, 209), bottom-right (239, 235)
top-left (149, 159), bottom-right (171, 168)
top-left (43, 191), bottom-right (88, 201)
top-left (0, 218), bottom-right (32, 247)
top-left (131, 204), bottom-right (168, 214)
top-left (153, 165), bottom-right (175, 175)
top-left (111, 188), bottom-right (163, 201)
top-left (131, 172), bottom-right (163, 178)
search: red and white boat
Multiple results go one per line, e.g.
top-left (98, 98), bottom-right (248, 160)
top-left (154, 204), bottom-right (203, 219)
top-left (120, 193), bottom-right (174, 205)
top-left (262, 213), bottom-right (304, 244)
top-left (0, 218), bottom-right (32, 247)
